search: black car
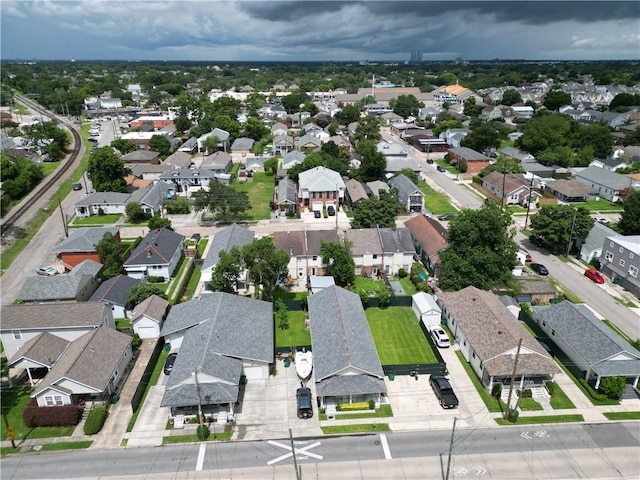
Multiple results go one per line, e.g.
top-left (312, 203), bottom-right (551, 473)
top-left (429, 375), bottom-right (459, 409)
top-left (438, 213), bottom-right (456, 221)
top-left (426, 158), bottom-right (434, 164)
top-left (313, 210), bottom-right (321, 218)
top-left (327, 205), bottom-right (335, 216)
top-left (72, 183), bottom-right (83, 191)
top-left (529, 234), bottom-right (545, 247)
top-left (296, 387), bottom-right (313, 419)
top-left (436, 165), bottom-right (446, 172)
top-left (530, 263), bottom-right (549, 276)
top-left (191, 233), bottom-right (201, 242)
top-left (163, 353), bottom-right (177, 375)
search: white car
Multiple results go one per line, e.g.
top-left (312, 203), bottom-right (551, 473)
top-left (35, 266), bottom-right (58, 276)
top-left (429, 326), bottom-right (450, 348)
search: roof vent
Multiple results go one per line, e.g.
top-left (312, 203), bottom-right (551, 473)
top-left (147, 249), bottom-right (152, 258)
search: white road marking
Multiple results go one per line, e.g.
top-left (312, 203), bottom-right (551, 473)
top-left (196, 443), bottom-right (206, 471)
top-left (380, 433), bottom-right (392, 460)
top-left (267, 440), bottom-right (323, 465)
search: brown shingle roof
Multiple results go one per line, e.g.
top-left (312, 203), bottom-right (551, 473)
top-left (306, 229), bottom-right (339, 255)
top-left (273, 230), bottom-right (306, 256)
top-left (404, 215), bottom-right (448, 264)
top-left (131, 294), bottom-right (168, 321)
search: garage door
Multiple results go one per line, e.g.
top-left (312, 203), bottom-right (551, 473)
top-left (136, 326), bottom-right (157, 339)
top-left (243, 365), bottom-right (264, 380)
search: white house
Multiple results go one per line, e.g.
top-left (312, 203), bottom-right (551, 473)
top-left (131, 294), bottom-right (168, 339)
top-left (412, 292), bottom-right (441, 328)
top-left (124, 228), bottom-right (184, 280)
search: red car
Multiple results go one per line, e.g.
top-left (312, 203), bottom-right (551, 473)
top-left (584, 269), bottom-right (605, 284)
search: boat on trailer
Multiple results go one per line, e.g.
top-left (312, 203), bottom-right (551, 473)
top-left (295, 348), bottom-right (313, 381)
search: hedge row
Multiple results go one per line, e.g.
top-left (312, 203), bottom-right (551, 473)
top-left (337, 401), bottom-right (371, 412)
top-left (23, 398), bottom-right (83, 428)
top-left (84, 406), bottom-right (108, 435)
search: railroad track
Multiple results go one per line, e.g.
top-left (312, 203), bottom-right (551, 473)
top-left (1, 95), bottom-right (83, 236)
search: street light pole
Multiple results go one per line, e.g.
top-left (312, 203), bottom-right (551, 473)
top-left (523, 174), bottom-right (535, 230)
top-left (566, 209), bottom-right (578, 258)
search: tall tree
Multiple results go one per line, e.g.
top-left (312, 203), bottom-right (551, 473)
top-left (516, 111), bottom-right (579, 156)
top-left (460, 122), bottom-right (500, 153)
top-left (334, 105), bottom-right (361, 125)
top-left (618, 190), bottom-right (640, 235)
top-left (439, 206), bottom-right (518, 291)
top-left (127, 283), bottom-right (167, 307)
top-left (463, 97), bottom-right (483, 116)
top-left (242, 237), bottom-right (289, 302)
top-left (351, 116), bottom-right (381, 144)
top-left (543, 90), bottom-right (571, 111)
top-left (575, 124), bottom-right (614, 159)
top-left (110, 138), bottom-right (138, 154)
top-left (242, 116), bottom-right (269, 141)
top-left (355, 140), bottom-right (386, 182)
top-left (350, 190), bottom-right (399, 229)
top-left (148, 134), bottom-right (172, 157)
top-left (210, 246), bottom-right (244, 293)
top-left (529, 205), bottom-right (594, 253)
top-left (320, 240), bottom-right (355, 287)
top-left (96, 232), bottom-right (125, 279)
top-left (87, 147), bottom-right (128, 192)
top-left (148, 216), bottom-right (173, 231)
top-left (391, 94), bottom-right (420, 118)
top-left (194, 180), bottom-right (251, 223)
top-left (500, 89), bottom-right (522, 106)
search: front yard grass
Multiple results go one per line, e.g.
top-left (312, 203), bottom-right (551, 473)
top-left (366, 307), bottom-right (436, 364)
top-left (518, 397), bottom-right (544, 411)
top-left (419, 181), bottom-right (457, 216)
top-left (603, 411), bottom-right (640, 421)
top-left (576, 199), bottom-right (623, 212)
top-left (71, 214), bottom-right (121, 225)
top-left (233, 172), bottom-right (275, 220)
top-left (455, 351), bottom-right (504, 413)
top-left (494, 414), bottom-right (584, 426)
top-left (321, 423), bottom-right (390, 434)
top-left (548, 384), bottom-right (576, 410)
top-left (163, 429), bottom-right (233, 444)
top-left (0, 387), bottom-right (75, 442)
top-left (335, 404), bottom-right (393, 420)
top-left (275, 311), bottom-right (311, 348)
top-left (39, 440), bottom-right (93, 451)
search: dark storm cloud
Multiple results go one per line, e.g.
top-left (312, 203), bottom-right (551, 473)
top-left (239, 1), bottom-right (640, 25)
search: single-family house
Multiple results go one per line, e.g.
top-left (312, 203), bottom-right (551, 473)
top-left (344, 178), bottom-right (369, 208)
top-left (590, 157), bottom-right (629, 172)
top-left (245, 157), bottom-right (266, 173)
top-left (578, 222), bottom-right (620, 264)
top-left (600, 235), bottom-right (640, 298)
top-left (0, 302), bottom-right (115, 360)
top-left (200, 224), bottom-right (255, 289)
top-left (385, 158), bottom-right (422, 175)
top-left (366, 180), bottom-right (391, 198)
top-left (309, 286), bottom-right (387, 413)
top-left (275, 178), bottom-right (298, 216)
top-left (89, 274), bottom-right (142, 319)
top-left (345, 228), bottom-right (384, 277)
top-left (129, 181), bottom-right (175, 216)
top-left (124, 228), bottom-right (184, 280)
top-left (499, 146), bottom-right (535, 163)
top-left (164, 151), bottom-right (193, 169)
top-left (448, 147), bottom-right (492, 175)
top-left (272, 135), bottom-right (294, 156)
top-left (129, 163), bottom-right (174, 181)
top-left (271, 122), bottom-right (288, 137)
top-left (404, 215), bottom-right (448, 276)
top-left (74, 192), bottom-right (130, 218)
top-left (380, 112), bottom-right (404, 125)
top-left (309, 275), bottom-right (335, 294)
top-left (545, 179), bottom-right (598, 203)
top-left (230, 137), bottom-right (254, 154)
top-left (389, 174), bottom-right (424, 213)
top-left (532, 301), bottom-right (640, 389)
top-left (327, 134), bottom-right (352, 151)
top-left (412, 292), bottom-right (442, 328)
top-left (377, 141), bottom-right (408, 157)
top-left (274, 229), bottom-right (338, 281)
top-left (53, 227), bottom-right (120, 270)
top-left (379, 227), bottom-right (415, 276)
top-left (574, 166), bottom-right (640, 203)
top-left (178, 137), bottom-right (198, 154)
top-left (197, 128), bottom-right (230, 153)
top-left (158, 168), bottom-right (217, 194)
top-left (297, 166), bottom-right (345, 211)
top-left (131, 294), bottom-right (168, 339)
top-left (202, 151), bottom-right (233, 174)
top-left (160, 293), bottom-right (273, 420)
top-left (297, 134), bottom-right (321, 151)
top-left (8, 326), bottom-right (132, 407)
top-left (514, 277), bottom-right (557, 304)
top-left (481, 171), bottom-right (537, 206)
top-left (281, 150), bottom-right (306, 170)
top-left (438, 286), bottom-right (559, 391)
top-left (122, 150), bottom-right (160, 165)
top-left (18, 259), bottom-right (102, 304)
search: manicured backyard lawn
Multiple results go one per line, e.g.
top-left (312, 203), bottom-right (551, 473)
top-left (275, 311), bottom-right (311, 348)
top-left (351, 277), bottom-right (388, 296)
top-left (419, 181), bottom-right (457, 216)
top-left (366, 307), bottom-right (436, 364)
top-left (233, 172), bottom-right (275, 220)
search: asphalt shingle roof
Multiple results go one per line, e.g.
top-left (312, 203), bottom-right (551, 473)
top-left (0, 303), bottom-right (108, 331)
top-left (53, 227), bottom-right (119, 254)
top-left (90, 274), bottom-right (141, 306)
top-left (124, 228), bottom-right (184, 267)
top-left (131, 294), bottom-right (168, 322)
top-left (298, 166), bottom-right (345, 193)
top-left (201, 224), bottom-right (255, 271)
top-left (404, 215), bottom-right (448, 264)
top-left (7, 332), bottom-right (69, 368)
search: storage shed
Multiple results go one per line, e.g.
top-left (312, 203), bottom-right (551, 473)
top-left (412, 292), bottom-right (441, 327)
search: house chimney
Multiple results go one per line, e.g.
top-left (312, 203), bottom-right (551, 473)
top-left (147, 249), bottom-right (152, 258)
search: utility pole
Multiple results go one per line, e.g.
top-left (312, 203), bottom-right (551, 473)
top-left (504, 338), bottom-right (523, 420)
top-left (289, 428), bottom-right (301, 480)
top-left (58, 198), bottom-right (68, 238)
top-left (566, 209), bottom-right (577, 257)
top-left (444, 416), bottom-right (457, 480)
top-left (193, 368), bottom-right (204, 427)
top-left (523, 174), bottom-right (535, 230)
top-left (501, 160), bottom-right (507, 209)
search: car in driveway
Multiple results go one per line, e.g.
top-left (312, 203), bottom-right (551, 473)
top-left (327, 205), bottom-right (335, 216)
top-left (438, 213), bottom-right (456, 221)
top-left (429, 375), bottom-right (459, 409)
top-left (429, 326), bottom-right (450, 348)
top-left (35, 266), bottom-right (58, 276)
top-left (594, 217), bottom-right (609, 224)
top-left (163, 353), bottom-right (177, 375)
top-left (584, 269), bottom-right (605, 284)
top-left (436, 165), bottom-right (446, 172)
top-left (296, 387), bottom-right (313, 419)
top-left (530, 263), bottom-right (549, 276)
top-left (529, 234), bottom-right (545, 247)
top-left (313, 210), bottom-right (321, 218)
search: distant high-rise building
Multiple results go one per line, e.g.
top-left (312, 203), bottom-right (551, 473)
top-left (410, 49), bottom-right (422, 64)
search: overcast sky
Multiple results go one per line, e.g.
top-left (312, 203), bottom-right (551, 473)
top-left (2, 1), bottom-right (639, 62)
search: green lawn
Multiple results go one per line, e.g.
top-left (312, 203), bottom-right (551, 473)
top-left (418, 181), bottom-right (457, 216)
top-left (197, 238), bottom-right (209, 257)
top-left (495, 414), bottom-right (584, 426)
top-left (183, 266), bottom-right (201, 301)
top-left (72, 214), bottom-right (121, 225)
top-left (549, 384), bottom-right (576, 410)
top-left (455, 351), bottom-right (504, 413)
top-left (518, 397), bottom-right (544, 411)
top-left (366, 307), bottom-right (436, 364)
top-left (233, 172), bottom-right (275, 220)
top-left (40, 161), bottom-right (61, 176)
top-left (275, 311), bottom-right (311, 348)
top-left (0, 387), bottom-right (75, 441)
top-left (321, 423), bottom-right (390, 434)
top-left (392, 276), bottom-right (417, 295)
top-left (351, 277), bottom-right (389, 296)
top-left (603, 411), bottom-right (640, 421)
top-left (40, 440), bottom-right (93, 451)
top-left (273, 287), bottom-right (308, 302)
top-left (574, 199), bottom-right (623, 212)
top-left (335, 404), bottom-right (393, 420)
top-left (163, 430), bottom-right (233, 444)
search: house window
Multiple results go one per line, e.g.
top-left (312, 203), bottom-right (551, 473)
top-left (629, 266), bottom-right (639, 278)
top-left (472, 352), bottom-right (476, 359)
top-left (542, 321), bottom-right (546, 327)
top-left (619, 259), bottom-right (625, 267)
top-left (619, 247), bottom-right (624, 253)
top-left (373, 254), bottom-right (378, 259)
top-left (605, 251), bottom-right (614, 262)
top-left (45, 396), bottom-right (54, 406)
top-left (55, 396), bottom-right (63, 406)
top-left (551, 330), bottom-right (555, 336)
top-left (12, 330), bottom-right (22, 340)
top-left (312, 256), bottom-right (317, 261)
top-left (630, 253), bottom-right (634, 259)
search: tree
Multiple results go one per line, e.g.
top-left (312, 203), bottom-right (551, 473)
top-left (439, 206), bottom-right (518, 291)
top-left (263, 157), bottom-right (278, 176)
top-left (391, 94), bottom-right (420, 118)
top-left (194, 180), bottom-right (251, 223)
top-left (463, 97), bottom-right (483, 116)
top-left (126, 202), bottom-right (148, 223)
top-left (127, 283), bottom-right (167, 307)
top-left (242, 237), bottom-right (289, 302)
top-left (334, 105), bottom-right (361, 125)
top-left (516, 112), bottom-right (579, 156)
top-left (598, 376), bottom-right (626, 400)
top-left (350, 190), bottom-right (399, 229)
top-left (281, 92), bottom-right (311, 114)
top-left (479, 156), bottom-right (525, 177)
top-left (203, 135), bottom-right (220, 154)
top-left (110, 138), bottom-right (138, 154)
top-left (500, 89), bottom-right (522, 106)
top-left (618, 190), bottom-right (640, 235)
top-left (543, 90), bottom-right (571, 111)
top-left (173, 114), bottom-right (192, 133)
top-left (395, 168), bottom-right (420, 185)
top-left (275, 299), bottom-right (290, 330)
top-left (460, 122), bottom-right (500, 153)
top-left (210, 246), bottom-right (244, 293)
top-left (96, 232), bottom-right (125, 280)
top-left (242, 116), bottom-right (269, 141)
top-left (148, 216), bottom-right (173, 231)
top-left (355, 140), bottom-right (386, 182)
top-left (529, 205), bottom-right (594, 253)
top-left (351, 116), bottom-right (381, 144)
top-left (609, 93), bottom-right (640, 111)
top-left (211, 95), bottom-right (242, 119)
top-left (148, 134), bottom-right (172, 157)
top-left (575, 124), bottom-right (614, 159)
top-left (320, 240), bottom-right (355, 287)
top-left (213, 114), bottom-right (240, 142)
top-left (87, 147), bottom-right (128, 192)
top-left (622, 126), bottom-right (640, 147)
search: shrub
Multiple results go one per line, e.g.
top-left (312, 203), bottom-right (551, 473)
top-left (519, 302), bottom-right (532, 318)
top-left (337, 402), bottom-right (370, 411)
top-left (368, 399), bottom-right (375, 410)
top-left (84, 406), bottom-right (108, 435)
top-left (598, 376), bottom-right (626, 400)
top-left (546, 381), bottom-right (556, 395)
top-left (578, 379), bottom-right (609, 401)
top-left (398, 268), bottom-right (408, 278)
top-left (131, 333), bottom-right (142, 350)
top-left (507, 409), bottom-right (519, 423)
top-left (491, 383), bottom-right (502, 399)
top-left (410, 275), bottom-right (421, 286)
top-left (22, 399), bottom-right (83, 428)
top-left (196, 424), bottom-right (210, 441)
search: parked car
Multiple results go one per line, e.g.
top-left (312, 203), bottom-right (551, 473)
top-left (584, 269), bottom-right (605, 284)
top-left (530, 263), bottom-right (549, 276)
top-left (438, 213), bottom-right (456, 221)
top-left (426, 158), bottom-right (434, 164)
top-left (35, 266), bottom-right (58, 276)
top-left (519, 250), bottom-right (532, 262)
top-left (429, 326), bottom-right (450, 348)
top-left (594, 217), bottom-right (609, 224)
top-left (529, 234), bottom-right (545, 247)
top-left (163, 353), bottom-right (177, 375)
top-left (436, 165), bottom-right (446, 172)
top-left (327, 205), bottom-right (335, 216)
top-left (296, 387), bottom-right (313, 419)
top-left (72, 183), bottom-right (83, 191)
top-left (313, 210), bottom-right (321, 218)
top-left (429, 375), bottom-right (459, 409)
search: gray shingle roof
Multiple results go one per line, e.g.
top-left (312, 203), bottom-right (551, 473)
top-left (202, 224), bottom-right (255, 271)
top-left (90, 274), bottom-right (141, 306)
top-left (53, 227), bottom-right (119, 254)
top-left (308, 286), bottom-right (386, 396)
top-left (75, 192), bottom-right (130, 207)
top-left (164, 151), bottom-right (192, 168)
top-left (18, 274), bottom-right (97, 302)
top-left (532, 301), bottom-right (640, 377)
top-left (160, 293), bottom-right (273, 363)
top-left (131, 294), bottom-right (168, 322)
top-left (124, 228), bottom-right (184, 267)
top-left (306, 229), bottom-right (339, 255)
top-left (438, 286), bottom-right (558, 377)
top-left (7, 332), bottom-right (69, 367)
top-left (0, 303), bottom-right (108, 331)
top-left (70, 259), bottom-right (103, 277)
top-left (274, 230), bottom-right (306, 256)
top-left (378, 227), bottom-right (414, 254)
top-left (231, 137), bottom-right (254, 150)
top-left (34, 327), bottom-right (132, 395)
top-left (276, 178), bottom-right (297, 205)
top-left (298, 166), bottom-right (345, 192)
top-left (581, 222), bottom-right (620, 253)
top-left (389, 174), bottom-right (422, 207)
top-left (345, 178), bottom-right (369, 203)
top-left (129, 181), bottom-right (174, 211)
top-left (346, 229), bottom-right (382, 256)
top-left (575, 166), bottom-right (636, 190)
